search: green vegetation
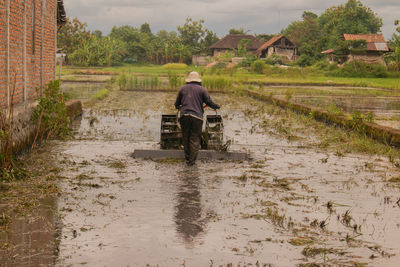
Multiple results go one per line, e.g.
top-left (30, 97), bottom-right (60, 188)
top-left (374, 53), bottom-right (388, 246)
top-left (92, 89), bottom-right (110, 100)
top-left (162, 63), bottom-right (188, 69)
top-left (283, 0), bottom-right (383, 65)
top-left (251, 60), bottom-right (266, 74)
top-left (168, 72), bottom-right (184, 90)
top-left (58, 17), bottom-right (218, 66)
top-left (58, 1), bottom-right (400, 75)
top-left (1, 81), bottom-right (71, 181)
top-left (32, 81), bottom-right (71, 144)
top-left (289, 238), bottom-right (315, 246)
top-left (202, 76), bottom-right (233, 91)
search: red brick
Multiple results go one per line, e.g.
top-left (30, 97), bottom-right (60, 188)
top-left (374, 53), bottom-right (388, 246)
top-left (0, 0), bottom-right (57, 108)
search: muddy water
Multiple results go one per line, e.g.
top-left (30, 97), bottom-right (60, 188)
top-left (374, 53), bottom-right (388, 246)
top-left (0, 197), bottom-right (59, 267)
top-left (61, 82), bottom-right (106, 100)
top-left (291, 95), bottom-right (400, 130)
top-left (54, 92), bottom-right (400, 266)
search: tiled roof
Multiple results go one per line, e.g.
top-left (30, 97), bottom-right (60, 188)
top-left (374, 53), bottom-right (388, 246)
top-left (256, 35), bottom-right (283, 54)
top-left (343, 34), bottom-right (385, 43)
top-left (344, 34), bottom-right (389, 52)
top-left (321, 49), bottom-right (335, 54)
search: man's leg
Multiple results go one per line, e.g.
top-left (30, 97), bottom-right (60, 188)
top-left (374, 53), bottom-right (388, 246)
top-left (188, 118), bottom-right (203, 165)
top-left (179, 116), bottom-right (191, 161)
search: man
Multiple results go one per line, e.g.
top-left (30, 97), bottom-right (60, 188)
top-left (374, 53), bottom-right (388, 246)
top-left (175, 71), bottom-right (220, 166)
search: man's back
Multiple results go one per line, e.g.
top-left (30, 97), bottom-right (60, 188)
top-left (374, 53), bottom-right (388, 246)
top-left (175, 83), bottom-right (219, 118)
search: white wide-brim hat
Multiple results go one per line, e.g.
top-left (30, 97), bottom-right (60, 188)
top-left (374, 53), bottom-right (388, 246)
top-left (185, 71), bottom-right (202, 83)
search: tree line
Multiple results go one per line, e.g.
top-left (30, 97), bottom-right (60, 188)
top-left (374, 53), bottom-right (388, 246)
top-left (58, 18), bottom-right (218, 66)
top-left (57, 0), bottom-right (400, 69)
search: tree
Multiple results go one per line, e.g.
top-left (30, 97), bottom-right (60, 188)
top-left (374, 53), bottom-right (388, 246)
top-left (283, 11), bottom-right (321, 47)
top-left (140, 23), bottom-right (152, 35)
top-left (57, 17), bottom-right (91, 54)
top-left (282, 11), bottom-right (322, 65)
top-left (92, 30), bottom-right (103, 38)
top-left (177, 18), bottom-right (206, 47)
top-left (388, 20), bottom-right (400, 71)
top-left (177, 17), bottom-right (217, 55)
top-left (236, 39), bottom-right (252, 57)
top-left (282, 1), bottom-right (383, 65)
top-left (256, 34), bottom-right (276, 42)
top-left (201, 30), bottom-right (219, 55)
top-left (68, 36), bottom-right (125, 66)
top-left (229, 28), bottom-right (248, 35)
top-left (319, 0), bottom-right (383, 49)
top-left (109, 25), bottom-right (143, 61)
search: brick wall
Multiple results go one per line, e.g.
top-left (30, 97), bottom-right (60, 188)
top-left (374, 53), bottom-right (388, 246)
top-left (0, 0), bottom-right (57, 109)
top-left (0, 1), bottom-right (7, 108)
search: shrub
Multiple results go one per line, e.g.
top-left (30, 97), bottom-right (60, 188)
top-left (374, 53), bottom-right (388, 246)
top-left (32, 81), bottom-right (71, 142)
top-left (212, 62), bottom-right (228, 69)
top-left (251, 60), bottom-right (266, 74)
top-left (238, 54), bottom-right (258, 67)
top-left (118, 73), bottom-right (128, 90)
top-left (295, 54), bottom-right (316, 67)
top-left (329, 61), bottom-right (388, 78)
top-left (264, 55), bottom-right (284, 65)
top-left (92, 89), bottom-right (109, 100)
top-left (162, 63), bottom-right (188, 69)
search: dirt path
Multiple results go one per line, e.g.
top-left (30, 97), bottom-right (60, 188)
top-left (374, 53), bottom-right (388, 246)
top-left (20, 91), bottom-right (400, 266)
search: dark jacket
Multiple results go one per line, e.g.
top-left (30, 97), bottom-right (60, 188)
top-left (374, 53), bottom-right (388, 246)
top-left (175, 83), bottom-right (220, 118)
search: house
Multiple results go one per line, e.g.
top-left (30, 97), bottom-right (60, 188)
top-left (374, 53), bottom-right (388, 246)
top-left (209, 34), bottom-right (264, 57)
top-left (257, 35), bottom-right (298, 61)
top-left (0, 0), bottom-right (66, 109)
top-left (321, 34), bottom-right (389, 65)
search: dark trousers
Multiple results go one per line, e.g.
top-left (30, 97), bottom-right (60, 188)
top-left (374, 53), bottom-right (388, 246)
top-left (179, 116), bottom-right (203, 164)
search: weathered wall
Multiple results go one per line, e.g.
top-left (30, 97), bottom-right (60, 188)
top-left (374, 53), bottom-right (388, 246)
top-left (192, 55), bottom-right (212, 66)
top-left (267, 47), bottom-right (296, 61)
top-left (0, 0), bottom-right (57, 109)
top-left (347, 53), bottom-right (386, 66)
top-left (213, 49), bottom-right (258, 57)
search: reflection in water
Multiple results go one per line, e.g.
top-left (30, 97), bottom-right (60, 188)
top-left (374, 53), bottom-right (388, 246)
top-left (175, 167), bottom-right (204, 243)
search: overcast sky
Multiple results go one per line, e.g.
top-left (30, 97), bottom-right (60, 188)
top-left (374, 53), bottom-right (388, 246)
top-left (64, 0), bottom-right (399, 39)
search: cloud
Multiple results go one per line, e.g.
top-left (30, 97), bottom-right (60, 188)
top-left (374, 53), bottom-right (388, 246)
top-left (64, 0), bottom-right (399, 38)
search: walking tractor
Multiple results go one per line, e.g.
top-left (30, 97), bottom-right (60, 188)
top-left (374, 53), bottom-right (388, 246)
top-left (133, 112), bottom-right (249, 161)
top-left (160, 113), bottom-right (224, 150)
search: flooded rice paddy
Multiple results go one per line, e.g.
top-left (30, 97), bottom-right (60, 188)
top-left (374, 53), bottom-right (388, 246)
top-left (260, 85), bottom-right (400, 130)
top-left (53, 91), bottom-right (400, 266)
top-left (3, 89), bottom-right (400, 266)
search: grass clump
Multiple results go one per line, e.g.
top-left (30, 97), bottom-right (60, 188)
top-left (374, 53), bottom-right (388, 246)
top-left (388, 177), bottom-right (400, 183)
top-left (168, 72), bottom-right (184, 90)
top-left (162, 63), bottom-right (188, 69)
top-left (0, 213), bottom-right (9, 226)
top-left (289, 238), bottom-right (315, 246)
top-left (251, 60), bottom-right (266, 74)
top-left (92, 89), bottom-right (109, 100)
top-left (108, 160), bottom-right (126, 169)
top-left (202, 76), bottom-right (233, 91)
top-left (302, 246), bottom-right (334, 258)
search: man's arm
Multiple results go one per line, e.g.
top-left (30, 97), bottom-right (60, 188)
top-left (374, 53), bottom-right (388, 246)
top-left (175, 90), bottom-right (183, 109)
top-left (202, 90), bottom-right (220, 110)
